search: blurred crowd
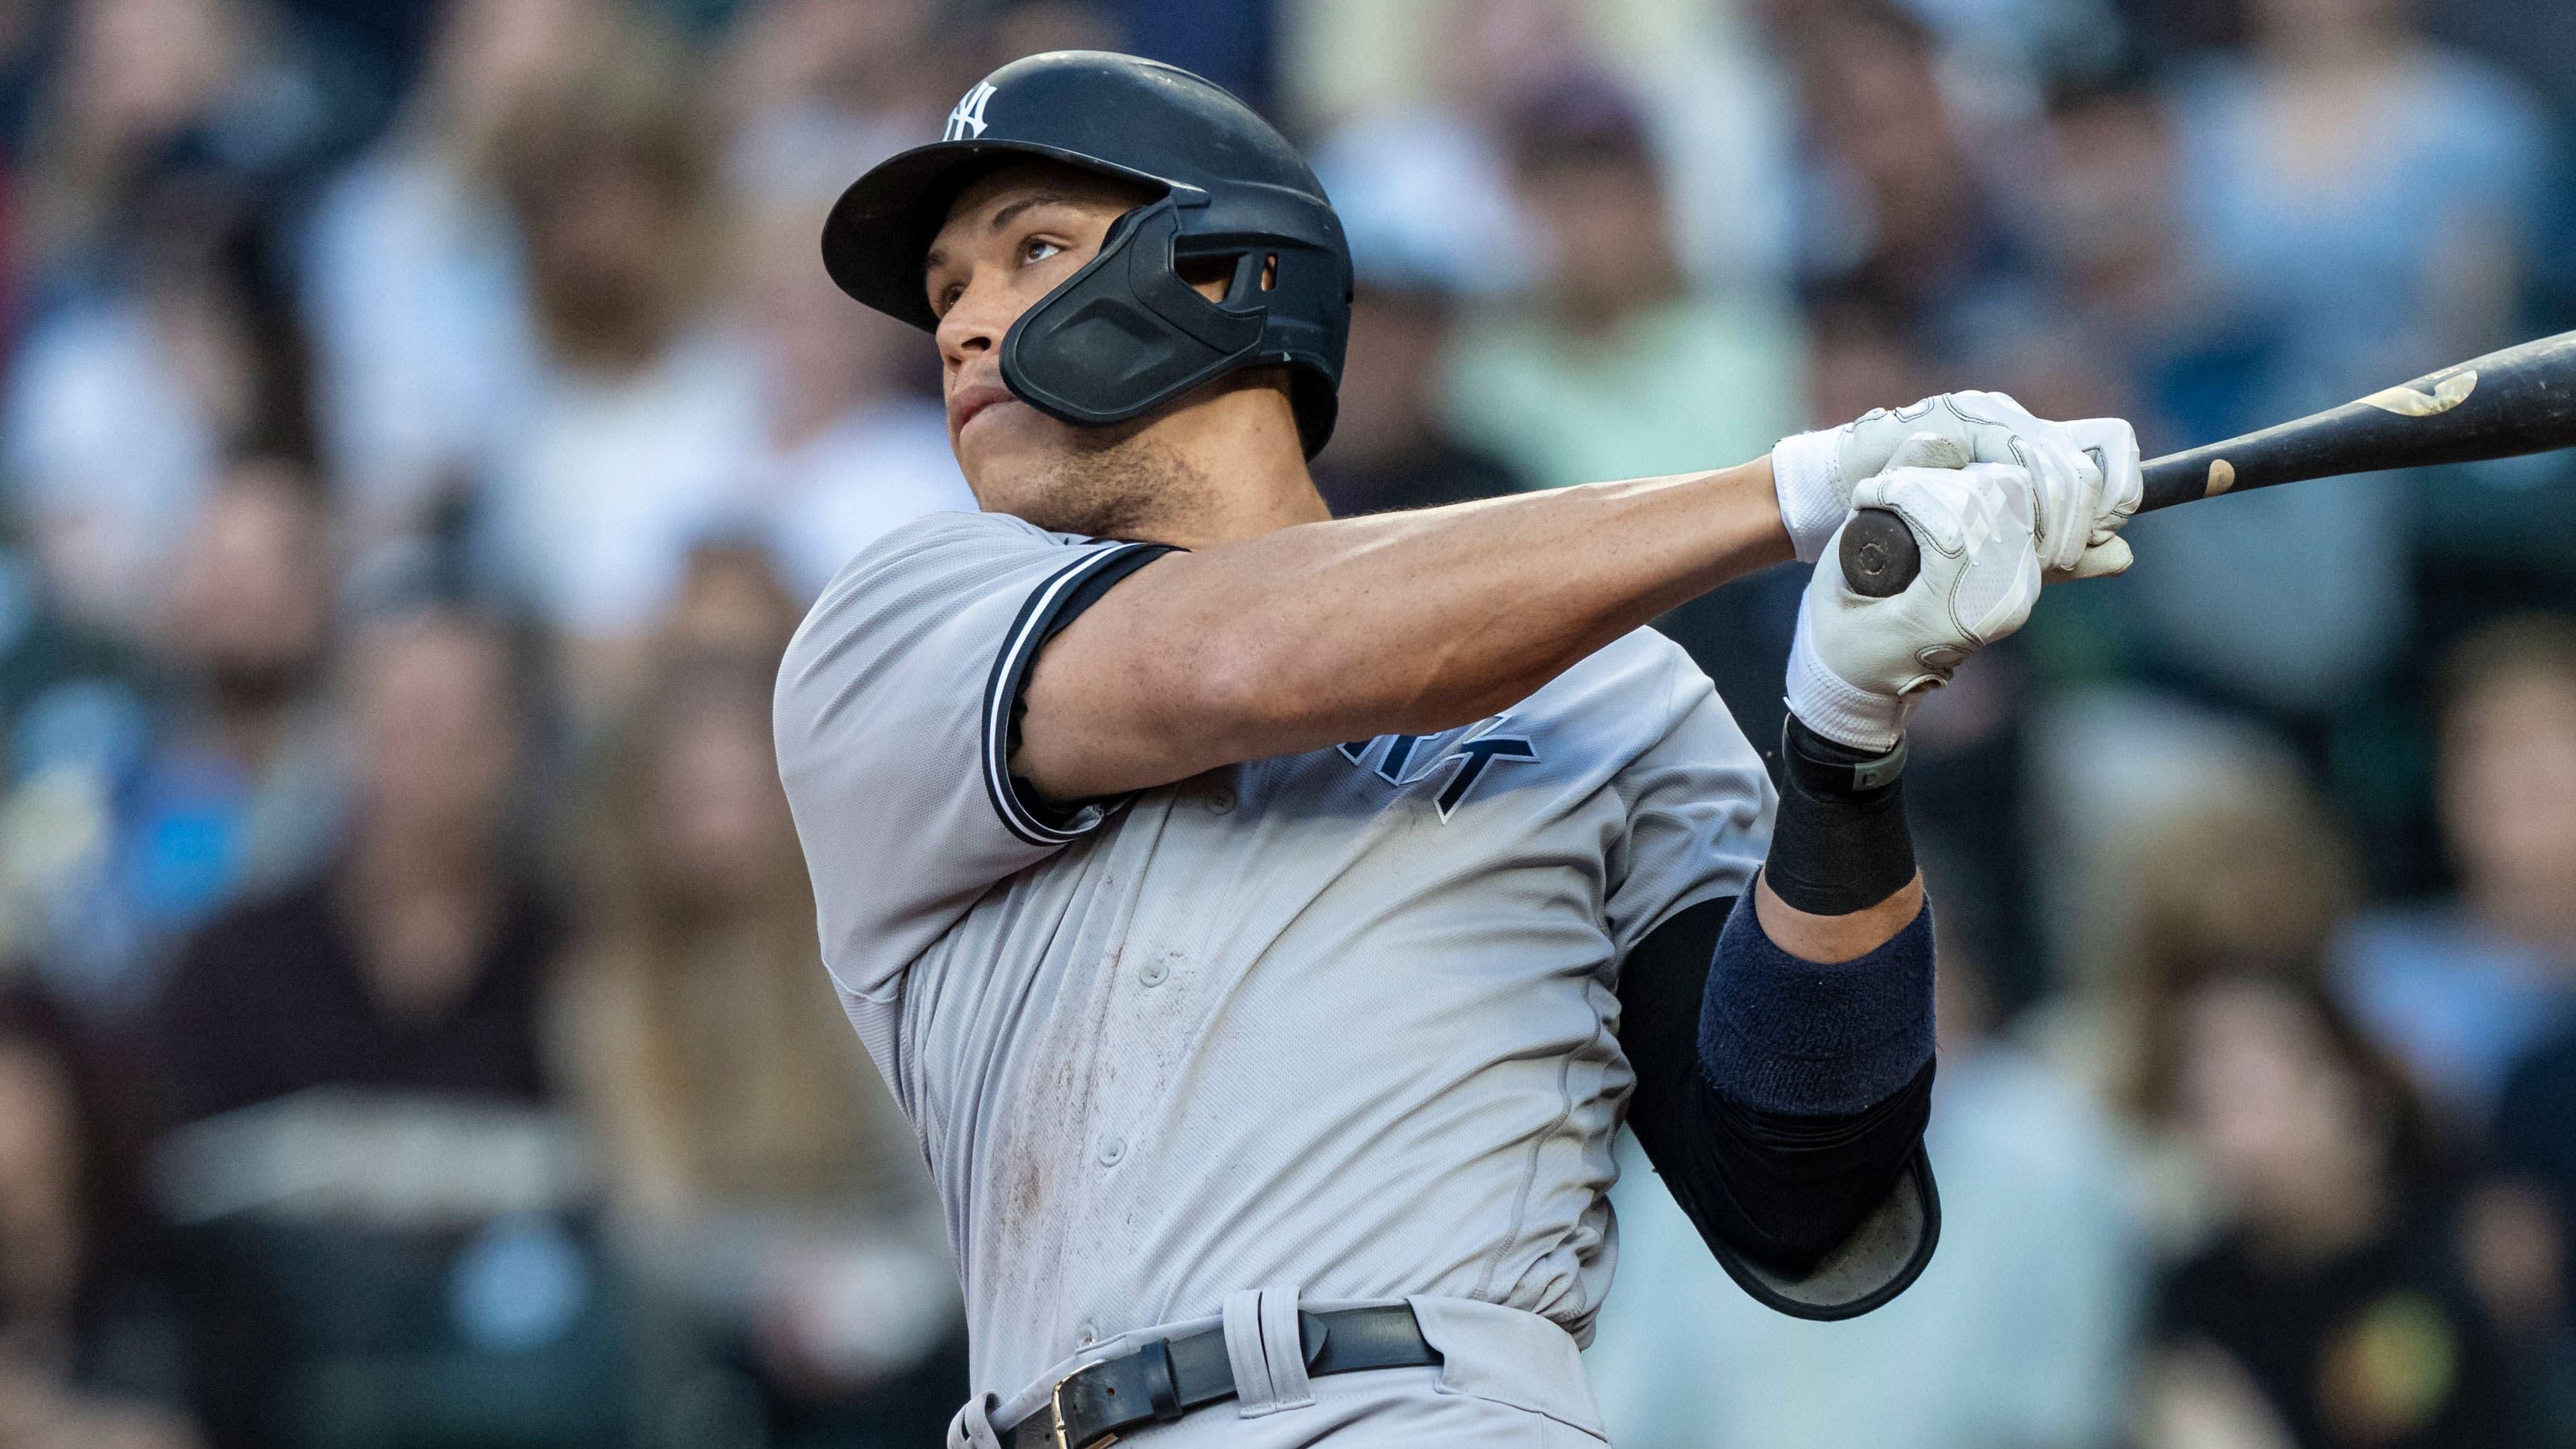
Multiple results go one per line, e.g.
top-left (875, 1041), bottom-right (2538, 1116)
top-left (0, 0), bottom-right (2571, 1444)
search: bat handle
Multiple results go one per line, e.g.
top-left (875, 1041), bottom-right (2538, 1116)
top-left (1832, 446), bottom-right (2112, 596)
top-left (1837, 507), bottom-right (1919, 598)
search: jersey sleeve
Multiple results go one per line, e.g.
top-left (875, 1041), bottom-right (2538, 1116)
top-left (773, 511), bottom-right (1172, 1003)
top-left (1603, 647), bottom-right (1776, 959)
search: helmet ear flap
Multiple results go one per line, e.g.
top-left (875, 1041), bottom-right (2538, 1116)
top-left (1001, 199), bottom-right (1267, 429)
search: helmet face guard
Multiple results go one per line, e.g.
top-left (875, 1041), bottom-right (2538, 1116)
top-left (1002, 198), bottom-right (1347, 445)
top-left (821, 52), bottom-right (1351, 457)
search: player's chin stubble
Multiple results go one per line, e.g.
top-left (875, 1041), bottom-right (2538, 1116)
top-left (1002, 424), bottom-right (1225, 543)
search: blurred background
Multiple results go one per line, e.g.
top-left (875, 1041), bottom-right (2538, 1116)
top-left (0, 0), bottom-right (2572, 1444)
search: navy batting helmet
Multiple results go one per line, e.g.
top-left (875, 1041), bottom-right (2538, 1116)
top-left (821, 51), bottom-right (1353, 458)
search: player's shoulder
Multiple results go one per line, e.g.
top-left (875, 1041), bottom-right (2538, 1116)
top-left (828, 508), bottom-right (1066, 583)
top-left (776, 510), bottom-right (1126, 727)
top-left (779, 513), bottom-right (1023, 701)
top-left (794, 510), bottom-right (1070, 633)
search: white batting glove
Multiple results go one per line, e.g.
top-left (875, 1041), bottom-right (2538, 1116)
top-left (1771, 390), bottom-right (2142, 579)
top-left (1786, 442), bottom-right (2046, 753)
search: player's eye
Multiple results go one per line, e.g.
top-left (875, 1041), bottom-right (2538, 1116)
top-left (932, 280), bottom-right (964, 317)
top-left (1022, 236), bottom-right (1065, 266)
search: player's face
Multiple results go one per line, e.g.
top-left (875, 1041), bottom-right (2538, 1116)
top-left (924, 164), bottom-right (1154, 506)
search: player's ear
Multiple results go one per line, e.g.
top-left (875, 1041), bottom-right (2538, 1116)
top-left (1177, 253), bottom-right (1236, 303)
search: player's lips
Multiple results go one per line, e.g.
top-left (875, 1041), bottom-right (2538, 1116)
top-left (949, 382), bottom-right (1020, 436)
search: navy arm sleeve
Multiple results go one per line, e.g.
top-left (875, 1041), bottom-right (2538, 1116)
top-left (1617, 893), bottom-right (1941, 1319)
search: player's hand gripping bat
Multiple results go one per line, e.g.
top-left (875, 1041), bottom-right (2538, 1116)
top-left (1837, 330), bottom-right (2576, 598)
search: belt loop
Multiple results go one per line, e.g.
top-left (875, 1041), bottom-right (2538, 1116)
top-left (1221, 1290), bottom-right (1271, 1412)
top-left (1259, 1285), bottom-right (1317, 1411)
top-left (1222, 1285), bottom-right (1316, 1418)
top-left (947, 1391), bottom-right (1004, 1449)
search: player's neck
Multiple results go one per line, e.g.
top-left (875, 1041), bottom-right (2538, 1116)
top-left (1131, 386), bottom-right (1331, 547)
top-left (1165, 462), bottom-right (1331, 547)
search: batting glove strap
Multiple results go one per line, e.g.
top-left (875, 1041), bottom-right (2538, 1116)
top-left (1770, 428), bottom-right (1847, 564)
top-left (1785, 611), bottom-right (1910, 754)
top-left (1779, 713), bottom-right (1908, 796)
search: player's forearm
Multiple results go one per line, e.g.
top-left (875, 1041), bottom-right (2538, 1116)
top-left (1751, 713), bottom-right (1925, 960)
top-left (1019, 457), bottom-right (1791, 799)
top-left (1754, 874), bottom-right (1923, 960)
top-left (1220, 459), bottom-right (1793, 731)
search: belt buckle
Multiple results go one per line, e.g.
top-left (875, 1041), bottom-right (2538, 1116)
top-left (1050, 1364), bottom-right (1115, 1449)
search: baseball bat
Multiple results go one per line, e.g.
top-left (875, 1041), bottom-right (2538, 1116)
top-left (1837, 330), bottom-right (2576, 598)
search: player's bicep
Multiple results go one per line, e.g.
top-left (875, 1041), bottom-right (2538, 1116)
top-left (1013, 545), bottom-right (1253, 803)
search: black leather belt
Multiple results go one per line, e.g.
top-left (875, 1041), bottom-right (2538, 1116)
top-left (1000, 1304), bottom-right (1440, 1449)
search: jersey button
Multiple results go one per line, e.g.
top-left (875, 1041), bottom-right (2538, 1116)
top-left (1139, 958), bottom-right (1168, 988)
top-left (1099, 1136), bottom-right (1127, 1166)
top-left (1207, 787), bottom-right (1236, 814)
top-left (1077, 1322), bottom-right (1100, 1348)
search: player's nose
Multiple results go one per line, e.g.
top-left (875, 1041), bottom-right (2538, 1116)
top-left (936, 276), bottom-right (1011, 369)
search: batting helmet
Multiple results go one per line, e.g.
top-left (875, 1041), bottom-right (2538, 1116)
top-left (821, 51), bottom-right (1353, 457)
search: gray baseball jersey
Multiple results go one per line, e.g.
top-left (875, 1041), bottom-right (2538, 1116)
top-left (774, 510), bottom-right (1772, 1420)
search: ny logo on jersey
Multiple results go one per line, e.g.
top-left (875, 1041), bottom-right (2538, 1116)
top-left (1337, 720), bottom-right (1539, 820)
top-left (945, 81), bottom-right (998, 140)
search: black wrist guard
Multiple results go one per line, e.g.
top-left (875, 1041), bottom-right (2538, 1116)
top-left (1763, 714), bottom-right (1917, 916)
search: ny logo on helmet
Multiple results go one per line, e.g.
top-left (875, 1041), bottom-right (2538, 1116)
top-left (945, 81), bottom-right (997, 140)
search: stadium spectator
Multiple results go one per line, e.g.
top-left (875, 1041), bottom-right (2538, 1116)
top-left (1801, 284), bottom-right (1943, 427)
top-left (119, 460), bottom-right (340, 930)
top-left (145, 603), bottom-right (614, 1448)
top-left (2142, 976), bottom-right (2520, 1449)
top-left (482, 56), bottom-right (761, 704)
top-left (556, 653), bottom-right (961, 1446)
top-left (718, 200), bottom-right (972, 598)
top-left (718, 0), bottom-right (941, 205)
top-left (2175, 0), bottom-right (2544, 416)
top-left (2117, 0), bottom-right (2551, 722)
top-left (2425, 0), bottom-right (2576, 337)
top-left (4, 164), bottom-right (313, 642)
top-left (2014, 63), bottom-right (2197, 442)
top-left (1, 461), bottom-right (340, 1017)
top-left (2334, 618), bottom-right (2576, 1128)
top-left (0, 983), bottom-right (200, 1449)
top-left (15, 0), bottom-right (299, 280)
top-left (1293, 11), bottom-right (1539, 304)
top-left (152, 602), bottom-right (557, 1123)
top-left (1773, 0), bottom-right (2044, 370)
top-left (1303, 174), bottom-right (1526, 516)
top-left (653, 539), bottom-right (803, 669)
top-left (297, 0), bottom-right (623, 549)
top-left (1589, 878), bottom-right (2149, 1449)
top-left (1310, 272), bottom-right (1525, 517)
top-left (2497, 1025), bottom-right (2576, 1315)
top-left (1440, 71), bottom-right (1803, 491)
top-left (2032, 764), bottom-right (2364, 1244)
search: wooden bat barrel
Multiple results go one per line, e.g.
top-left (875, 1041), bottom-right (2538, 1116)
top-left (1838, 330), bottom-right (2576, 598)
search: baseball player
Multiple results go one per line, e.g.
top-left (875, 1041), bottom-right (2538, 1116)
top-left (776, 52), bottom-right (2142, 1449)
